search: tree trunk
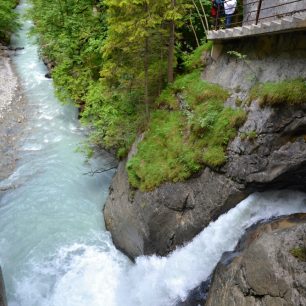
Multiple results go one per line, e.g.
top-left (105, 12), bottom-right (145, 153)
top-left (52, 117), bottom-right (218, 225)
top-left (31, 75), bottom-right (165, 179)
top-left (144, 36), bottom-right (149, 117)
top-left (199, 0), bottom-right (209, 31)
top-left (191, 0), bottom-right (207, 37)
top-left (189, 16), bottom-right (200, 47)
top-left (167, 0), bottom-right (176, 83)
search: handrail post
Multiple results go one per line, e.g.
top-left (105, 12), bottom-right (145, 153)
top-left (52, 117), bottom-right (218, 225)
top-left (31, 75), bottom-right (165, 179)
top-left (255, 0), bottom-right (263, 24)
top-left (215, 4), bottom-right (220, 30)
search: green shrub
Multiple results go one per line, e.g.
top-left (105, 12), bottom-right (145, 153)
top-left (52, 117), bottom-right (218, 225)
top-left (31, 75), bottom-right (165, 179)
top-left (250, 79), bottom-right (306, 107)
top-left (241, 130), bottom-right (257, 141)
top-left (0, 0), bottom-right (19, 43)
top-left (81, 81), bottom-right (143, 157)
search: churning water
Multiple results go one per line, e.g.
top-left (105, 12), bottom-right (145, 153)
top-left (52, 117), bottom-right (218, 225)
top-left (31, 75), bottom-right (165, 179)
top-left (1, 1), bottom-right (306, 306)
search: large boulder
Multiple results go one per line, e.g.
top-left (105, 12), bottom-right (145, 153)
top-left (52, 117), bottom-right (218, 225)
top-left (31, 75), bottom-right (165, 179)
top-left (206, 215), bottom-right (306, 306)
top-left (105, 162), bottom-right (246, 259)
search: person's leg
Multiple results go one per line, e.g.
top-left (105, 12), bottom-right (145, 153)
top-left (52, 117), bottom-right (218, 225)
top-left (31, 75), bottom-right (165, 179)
top-left (226, 14), bottom-right (232, 28)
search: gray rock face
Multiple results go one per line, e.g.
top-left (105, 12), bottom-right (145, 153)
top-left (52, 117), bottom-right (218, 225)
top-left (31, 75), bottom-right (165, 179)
top-left (224, 103), bottom-right (306, 189)
top-left (105, 163), bottom-right (246, 258)
top-left (206, 216), bottom-right (306, 306)
top-left (104, 32), bottom-right (306, 259)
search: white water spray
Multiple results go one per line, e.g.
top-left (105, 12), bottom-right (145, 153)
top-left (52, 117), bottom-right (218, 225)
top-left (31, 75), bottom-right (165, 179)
top-left (12, 191), bottom-right (306, 306)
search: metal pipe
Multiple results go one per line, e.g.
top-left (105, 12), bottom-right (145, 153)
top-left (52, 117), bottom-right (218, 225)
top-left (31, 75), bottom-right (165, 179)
top-left (256, 0), bottom-right (263, 24)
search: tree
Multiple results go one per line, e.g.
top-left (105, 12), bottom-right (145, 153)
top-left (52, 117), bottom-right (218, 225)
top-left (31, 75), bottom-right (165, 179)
top-left (0, 0), bottom-right (19, 43)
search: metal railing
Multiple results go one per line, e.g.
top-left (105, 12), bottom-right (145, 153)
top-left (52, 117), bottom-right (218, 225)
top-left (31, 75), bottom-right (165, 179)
top-left (212, 0), bottom-right (306, 30)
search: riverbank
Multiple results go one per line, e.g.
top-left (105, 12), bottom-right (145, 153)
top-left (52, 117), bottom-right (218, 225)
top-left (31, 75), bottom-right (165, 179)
top-left (0, 44), bottom-right (25, 183)
top-left (0, 43), bottom-right (24, 306)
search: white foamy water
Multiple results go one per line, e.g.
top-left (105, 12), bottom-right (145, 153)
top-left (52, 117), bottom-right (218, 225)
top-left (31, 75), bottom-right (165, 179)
top-left (7, 191), bottom-right (306, 306)
top-left (1, 1), bottom-right (306, 306)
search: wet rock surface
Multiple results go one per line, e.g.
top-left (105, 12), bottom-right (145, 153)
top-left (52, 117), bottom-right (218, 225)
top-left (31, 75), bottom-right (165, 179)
top-left (206, 214), bottom-right (306, 306)
top-left (104, 32), bottom-right (306, 259)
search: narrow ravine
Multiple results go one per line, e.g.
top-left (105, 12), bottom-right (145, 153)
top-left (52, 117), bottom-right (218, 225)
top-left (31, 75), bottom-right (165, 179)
top-left (0, 2), bottom-right (306, 306)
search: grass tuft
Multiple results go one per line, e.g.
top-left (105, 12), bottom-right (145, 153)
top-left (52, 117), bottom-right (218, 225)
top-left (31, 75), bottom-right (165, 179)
top-left (250, 79), bottom-right (306, 107)
top-left (203, 147), bottom-right (226, 167)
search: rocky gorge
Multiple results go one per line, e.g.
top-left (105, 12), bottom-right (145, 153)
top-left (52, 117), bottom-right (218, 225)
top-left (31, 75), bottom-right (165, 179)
top-left (104, 31), bottom-right (306, 259)
top-left (104, 31), bottom-right (306, 304)
top-left (1, 1), bottom-right (306, 304)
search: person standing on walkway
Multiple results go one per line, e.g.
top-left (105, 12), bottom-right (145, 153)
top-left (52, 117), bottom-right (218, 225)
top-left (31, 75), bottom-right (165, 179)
top-left (224, 0), bottom-right (237, 28)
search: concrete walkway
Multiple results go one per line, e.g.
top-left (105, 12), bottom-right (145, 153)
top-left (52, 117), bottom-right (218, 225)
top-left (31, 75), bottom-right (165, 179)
top-left (207, 13), bottom-right (306, 41)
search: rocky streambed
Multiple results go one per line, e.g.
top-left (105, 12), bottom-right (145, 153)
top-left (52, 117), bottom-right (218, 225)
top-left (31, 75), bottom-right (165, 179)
top-left (0, 44), bottom-right (25, 182)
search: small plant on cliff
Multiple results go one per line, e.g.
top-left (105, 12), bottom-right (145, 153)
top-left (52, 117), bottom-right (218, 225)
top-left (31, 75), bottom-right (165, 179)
top-left (227, 50), bottom-right (247, 60)
top-left (250, 79), bottom-right (306, 107)
top-left (241, 130), bottom-right (257, 141)
top-left (290, 246), bottom-right (306, 261)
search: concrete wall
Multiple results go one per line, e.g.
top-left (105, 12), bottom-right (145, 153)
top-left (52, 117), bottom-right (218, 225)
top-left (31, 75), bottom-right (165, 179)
top-left (243, 0), bottom-right (306, 24)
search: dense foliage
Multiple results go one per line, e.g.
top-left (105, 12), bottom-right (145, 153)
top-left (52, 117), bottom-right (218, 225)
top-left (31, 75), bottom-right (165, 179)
top-left (28, 0), bottom-right (246, 190)
top-left (28, 0), bottom-right (212, 152)
top-left (0, 0), bottom-right (19, 43)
